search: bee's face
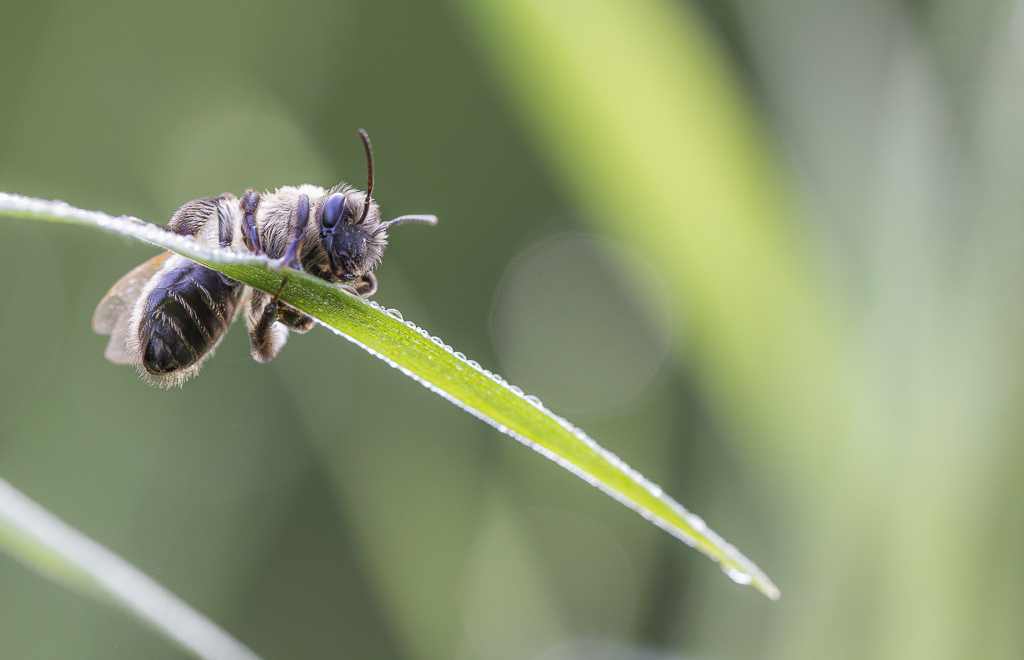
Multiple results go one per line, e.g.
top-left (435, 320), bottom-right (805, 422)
top-left (317, 191), bottom-right (380, 280)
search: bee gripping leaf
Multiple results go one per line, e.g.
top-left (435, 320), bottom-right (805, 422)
top-left (0, 191), bottom-right (780, 600)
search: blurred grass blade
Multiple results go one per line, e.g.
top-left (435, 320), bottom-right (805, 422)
top-left (0, 192), bottom-right (780, 600)
top-left (0, 476), bottom-right (260, 660)
top-left (455, 0), bottom-right (852, 474)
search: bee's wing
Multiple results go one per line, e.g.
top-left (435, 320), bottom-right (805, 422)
top-left (93, 252), bottom-right (174, 364)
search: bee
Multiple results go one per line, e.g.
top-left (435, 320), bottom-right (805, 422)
top-left (92, 130), bottom-right (437, 387)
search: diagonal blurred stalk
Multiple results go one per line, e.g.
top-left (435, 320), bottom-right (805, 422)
top-left (453, 0), bottom-right (856, 479)
top-left (0, 476), bottom-right (260, 660)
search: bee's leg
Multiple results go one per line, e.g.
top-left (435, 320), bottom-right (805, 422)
top-left (352, 272), bottom-right (377, 297)
top-left (279, 194), bottom-right (310, 269)
top-left (240, 189), bottom-right (263, 254)
top-left (278, 303), bottom-right (316, 334)
top-left (248, 277), bottom-right (288, 362)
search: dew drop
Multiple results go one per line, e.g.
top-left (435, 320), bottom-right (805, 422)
top-left (724, 567), bottom-right (752, 585)
top-left (385, 308), bottom-right (404, 322)
top-left (454, 352), bottom-right (467, 361)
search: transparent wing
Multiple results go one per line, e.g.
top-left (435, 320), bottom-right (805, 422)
top-left (102, 310), bottom-right (135, 365)
top-left (92, 252), bottom-right (173, 364)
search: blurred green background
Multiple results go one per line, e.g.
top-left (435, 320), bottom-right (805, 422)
top-left (2, 0), bottom-right (1024, 658)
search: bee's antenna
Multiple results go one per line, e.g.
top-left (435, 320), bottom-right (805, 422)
top-left (372, 214), bottom-right (438, 236)
top-left (357, 128), bottom-right (374, 225)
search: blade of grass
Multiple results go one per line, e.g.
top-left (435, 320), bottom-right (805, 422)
top-left (455, 0), bottom-right (853, 477)
top-left (0, 191), bottom-right (780, 600)
top-left (0, 476), bottom-right (260, 660)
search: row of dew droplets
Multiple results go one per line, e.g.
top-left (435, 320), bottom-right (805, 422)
top-left (361, 295), bottom-right (772, 597)
top-left (367, 298), bottom-right (765, 593)
top-left (0, 193), bottom-right (277, 270)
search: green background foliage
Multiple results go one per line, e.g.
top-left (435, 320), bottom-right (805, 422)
top-left (2, 0), bottom-right (1022, 659)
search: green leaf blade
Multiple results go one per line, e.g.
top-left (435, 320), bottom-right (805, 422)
top-left (0, 191), bottom-right (780, 600)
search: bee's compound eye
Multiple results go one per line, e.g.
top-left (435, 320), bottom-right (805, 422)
top-left (322, 193), bottom-right (347, 229)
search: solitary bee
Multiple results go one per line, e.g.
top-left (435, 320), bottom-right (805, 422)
top-left (93, 130), bottom-right (437, 387)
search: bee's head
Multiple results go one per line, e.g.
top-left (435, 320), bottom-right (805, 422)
top-left (313, 129), bottom-right (438, 283)
top-left (316, 190), bottom-right (385, 281)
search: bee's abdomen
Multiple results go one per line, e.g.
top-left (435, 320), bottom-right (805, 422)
top-left (138, 262), bottom-right (242, 374)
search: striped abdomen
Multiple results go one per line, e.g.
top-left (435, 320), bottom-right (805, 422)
top-left (138, 262), bottom-right (244, 375)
